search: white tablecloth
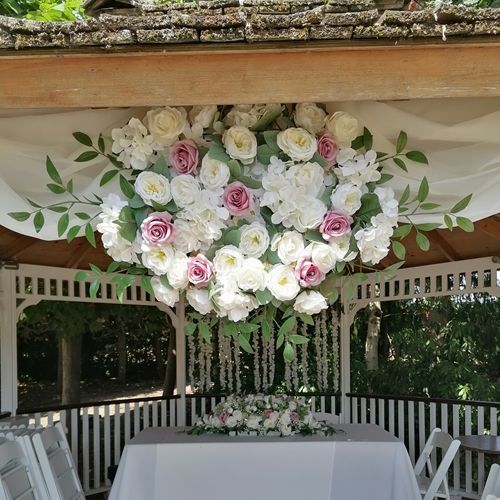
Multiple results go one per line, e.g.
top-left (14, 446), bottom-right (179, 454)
top-left (109, 424), bottom-right (420, 500)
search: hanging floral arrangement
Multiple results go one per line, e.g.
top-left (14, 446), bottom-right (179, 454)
top-left (9, 103), bottom-right (473, 361)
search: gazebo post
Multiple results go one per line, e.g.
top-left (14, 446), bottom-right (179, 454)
top-left (0, 268), bottom-right (17, 415)
top-left (339, 305), bottom-right (353, 425)
top-left (175, 294), bottom-right (187, 426)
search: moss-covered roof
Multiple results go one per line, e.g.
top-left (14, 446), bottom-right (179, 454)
top-left (0, 0), bottom-right (499, 51)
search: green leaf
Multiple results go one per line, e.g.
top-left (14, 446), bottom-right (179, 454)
top-left (74, 271), bottom-right (88, 281)
top-left (89, 263), bottom-right (102, 275)
top-left (85, 223), bottom-right (96, 248)
top-left (75, 151), bottom-right (98, 162)
top-left (198, 322), bottom-right (211, 343)
top-left (417, 177), bottom-right (429, 203)
top-left (391, 240), bottom-right (406, 260)
top-left (393, 158), bottom-right (408, 172)
top-left (363, 128), bottom-right (373, 150)
top-left (420, 202), bottom-right (440, 210)
top-left (378, 173), bottom-right (394, 184)
top-left (227, 159), bottom-right (242, 179)
top-left (48, 206), bottom-right (68, 213)
top-left (141, 275), bottom-right (154, 297)
top-left (8, 211), bottom-right (30, 222)
top-left (223, 228), bottom-right (241, 247)
top-left (57, 213), bottom-right (69, 237)
top-left (417, 223), bottom-right (441, 232)
top-left (119, 175), bottom-right (135, 199)
top-left (100, 169), bottom-right (119, 187)
top-left (289, 334), bottom-right (309, 345)
top-left (262, 130), bottom-right (280, 152)
top-left (98, 134), bottom-right (105, 153)
top-left (75, 212), bottom-right (91, 220)
top-left (89, 279), bottom-right (100, 299)
top-left (450, 194), bottom-right (473, 214)
top-left (238, 176), bottom-right (262, 189)
top-left (416, 232), bottom-right (430, 251)
top-left (208, 145), bottom-right (230, 163)
top-left (72, 131), bottom-right (93, 147)
top-left (276, 333), bottom-right (285, 349)
top-left (406, 151), bottom-right (428, 164)
top-left (456, 216), bottom-right (474, 232)
top-left (444, 214), bottom-right (453, 231)
top-left (261, 319), bottom-right (271, 340)
top-left (106, 261), bottom-right (121, 273)
top-left (27, 199), bottom-right (42, 208)
top-left (399, 185), bottom-right (410, 206)
top-left (119, 222), bottom-right (137, 243)
top-left (393, 224), bottom-right (412, 239)
top-left (184, 322), bottom-right (197, 336)
top-left (298, 313), bottom-right (314, 326)
top-left (250, 107), bottom-right (283, 132)
top-left (257, 144), bottom-right (276, 165)
top-left (47, 183), bottom-right (66, 194)
top-left (66, 179), bottom-right (73, 193)
top-left (33, 211), bottom-right (44, 233)
top-left (396, 131), bottom-right (407, 154)
top-left (255, 289), bottom-right (273, 305)
top-left (311, 152), bottom-right (327, 168)
top-left (320, 185), bottom-right (334, 205)
top-left (67, 225), bottom-right (81, 242)
top-left (238, 333), bottom-right (253, 353)
top-left (279, 316), bottom-right (296, 337)
top-left (46, 156), bottom-right (62, 185)
top-left (151, 156), bottom-right (170, 178)
top-left (357, 193), bottom-right (382, 220)
top-left (303, 231), bottom-right (325, 243)
top-left (283, 342), bottom-right (295, 363)
top-left (129, 194), bottom-right (146, 209)
top-left (351, 135), bottom-right (364, 150)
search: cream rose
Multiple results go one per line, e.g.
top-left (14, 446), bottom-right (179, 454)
top-left (151, 277), bottom-right (180, 307)
top-left (330, 183), bottom-right (363, 216)
top-left (173, 219), bottom-right (200, 253)
top-left (199, 155), bottom-right (230, 191)
top-left (287, 162), bottom-right (325, 196)
top-left (239, 222), bottom-right (270, 258)
top-left (141, 244), bottom-right (174, 275)
top-left (325, 111), bottom-right (360, 148)
top-left (166, 251), bottom-right (189, 289)
top-left (267, 265), bottom-right (300, 302)
top-left (294, 103), bottom-right (327, 134)
top-left (170, 174), bottom-right (201, 208)
top-left (236, 258), bottom-right (268, 292)
top-left (213, 245), bottom-right (244, 276)
top-left (277, 127), bottom-right (317, 162)
top-left (293, 197), bottom-right (327, 232)
top-left (145, 107), bottom-right (187, 146)
top-left (223, 126), bottom-right (257, 165)
top-left (293, 290), bottom-right (328, 315)
top-left (189, 105), bottom-right (217, 129)
top-left (187, 288), bottom-right (212, 315)
top-left (271, 231), bottom-right (305, 265)
top-left (135, 171), bottom-right (172, 207)
top-left (310, 242), bottom-right (337, 273)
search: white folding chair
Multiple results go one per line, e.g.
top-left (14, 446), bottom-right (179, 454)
top-left (313, 412), bottom-right (340, 424)
top-left (414, 427), bottom-right (460, 500)
top-left (481, 464), bottom-right (500, 500)
top-left (0, 440), bottom-right (43, 500)
top-left (31, 423), bottom-right (84, 500)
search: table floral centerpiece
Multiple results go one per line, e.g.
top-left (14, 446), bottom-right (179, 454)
top-left (9, 102), bottom-right (473, 361)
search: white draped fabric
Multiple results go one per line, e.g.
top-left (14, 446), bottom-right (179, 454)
top-left (1, 99), bottom-right (499, 240)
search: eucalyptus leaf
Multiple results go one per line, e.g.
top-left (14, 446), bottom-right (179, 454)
top-left (262, 130), bottom-right (280, 152)
top-left (406, 151), bottom-right (428, 164)
top-left (9, 212), bottom-right (30, 222)
top-left (47, 183), bottom-right (66, 194)
top-left (46, 156), bottom-right (62, 185)
top-left (391, 240), bottom-right (406, 260)
top-left (396, 131), bottom-right (408, 154)
top-left (119, 175), bottom-right (135, 199)
top-left (416, 232), bottom-right (430, 251)
top-left (89, 279), bottom-right (101, 299)
top-left (417, 177), bottom-right (429, 203)
top-left (66, 225), bottom-right (81, 242)
top-left (417, 223), bottom-right (441, 232)
top-left (444, 214), bottom-right (454, 231)
top-left (289, 334), bottom-right (309, 345)
top-left (450, 194), bottom-right (473, 214)
top-left (393, 158), bottom-right (408, 172)
top-left (208, 145), bottom-right (230, 163)
top-left (304, 231), bottom-right (325, 243)
top-left (75, 151), bottom-right (98, 162)
top-left (85, 224), bottom-right (96, 248)
top-left (33, 211), bottom-right (44, 233)
top-left (227, 159), bottom-right (242, 179)
top-left (141, 275), bottom-right (154, 297)
top-left (57, 213), bottom-right (69, 237)
top-left (283, 342), bottom-right (295, 363)
top-left (238, 176), bottom-right (262, 189)
top-left (100, 169), bottom-right (119, 187)
top-left (456, 216), bottom-right (474, 232)
top-left (279, 316), bottom-right (296, 337)
top-left (72, 131), bottom-right (93, 147)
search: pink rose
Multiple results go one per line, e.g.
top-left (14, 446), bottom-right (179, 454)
top-left (320, 210), bottom-right (353, 242)
top-left (317, 130), bottom-right (338, 167)
top-left (141, 212), bottom-right (175, 246)
top-left (263, 409), bottom-right (273, 418)
top-left (219, 411), bottom-right (228, 424)
top-left (294, 256), bottom-right (325, 287)
top-left (223, 181), bottom-right (253, 217)
top-left (169, 139), bottom-right (199, 175)
top-left (187, 254), bottom-right (214, 288)
top-left (290, 411), bottom-right (300, 423)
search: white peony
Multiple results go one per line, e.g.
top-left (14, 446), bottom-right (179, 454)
top-left (141, 244), bottom-right (174, 275)
top-left (375, 186), bottom-right (399, 226)
top-left (271, 231), bottom-right (305, 265)
top-left (166, 251), bottom-right (189, 289)
top-left (145, 107), bottom-right (187, 146)
top-left (294, 103), bottom-right (327, 134)
top-left (236, 258), bottom-right (268, 292)
top-left (239, 222), bottom-right (270, 258)
top-left (97, 221), bottom-right (141, 264)
top-left (329, 233), bottom-right (355, 262)
top-left (151, 277), bottom-right (179, 307)
top-left (335, 149), bottom-right (381, 187)
top-left (325, 111), bottom-right (360, 148)
top-left (213, 245), bottom-right (244, 276)
top-left (199, 155), bottom-right (230, 191)
top-left (293, 290), bottom-right (328, 315)
top-left (354, 213), bottom-right (394, 264)
top-left (187, 288), bottom-right (213, 315)
top-left (134, 171), bottom-right (172, 206)
top-left (246, 415), bottom-right (261, 430)
top-left (287, 162), bottom-right (324, 196)
top-left (173, 219), bottom-right (200, 253)
top-left (310, 242), bottom-right (337, 273)
top-left (267, 265), bottom-right (300, 301)
top-left (215, 287), bottom-right (257, 322)
top-left (330, 183), bottom-right (363, 216)
top-left (277, 127), bottom-right (317, 162)
top-left (292, 196), bottom-right (327, 232)
top-left (223, 126), bottom-right (257, 165)
top-left (170, 174), bottom-right (201, 208)
top-left (99, 193), bottom-right (128, 222)
top-left (189, 105), bottom-right (217, 129)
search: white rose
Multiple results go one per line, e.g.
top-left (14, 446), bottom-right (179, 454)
top-left (189, 105), bottom-right (217, 129)
top-left (173, 219), bottom-right (200, 253)
top-left (224, 105), bottom-right (257, 128)
top-left (271, 231), bottom-right (305, 265)
top-left (325, 111), bottom-right (360, 148)
top-left (329, 234), bottom-right (352, 261)
top-left (170, 174), bottom-right (201, 208)
top-left (223, 126), bottom-right (257, 165)
top-left (134, 171), bottom-right (172, 206)
top-left (294, 103), bottom-right (327, 134)
top-left (236, 258), bottom-right (268, 292)
top-left (215, 287), bottom-right (257, 322)
top-left (330, 183), bottom-right (363, 216)
top-left (186, 288), bottom-right (212, 315)
top-left (287, 162), bottom-right (325, 196)
top-left (239, 222), bottom-right (270, 258)
top-left (151, 277), bottom-right (179, 307)
top-left (277, 128), bottom-right (317, 162)
top-left (199, 155), bottom-right (230, 191)
top-left (267, 265), bottom-right (300, 302)
top-left (145, 107), bottom-right (187, 146)
top-left (167, 251), bottom-right (189, 289)
top-left (293, 197), bottom-right (327, 232)
top-left (141, 244), bottom-right (175, 275)
top-left (213, 245), bottom-right (244, 276)
top-left (293, 291), bottom-right (328, 315)
top-left (310, 242), bottom-right (337, 273)
top-left (246, 415), bottom-right (261, 430)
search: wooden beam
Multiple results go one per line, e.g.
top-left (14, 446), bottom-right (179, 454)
top-left (428, 231), bottom-right (461, 262)
top-left (2, 236), bottom-right (39, 260)
top-left (476, 218), bottom-right (500, 241)
top-left (1, 41), bottom-right (500, 108)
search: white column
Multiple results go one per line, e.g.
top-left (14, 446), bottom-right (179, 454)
top-left (0, 270), bottom-right (17, 415)
top-left (175, 294), bottom-right (186, 426)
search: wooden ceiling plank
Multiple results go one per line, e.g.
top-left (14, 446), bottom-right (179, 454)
top-left (475, 220), bottom-right (500, 241)
top-left (2, 236), bottom-right (39, 260)
top-left (1, 42), bottom-right (500, 108)
top-left (428, 231), bottom-right (461, 262)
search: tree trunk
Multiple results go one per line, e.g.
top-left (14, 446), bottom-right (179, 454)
top-left (365, 301), bottom-right (381, 371)
top-left (61, 332), bottom-right (82, 405)
top-left (117, 332), bottom-right (127, 383)
top-left (163, 329), bottom-right (176, 397)
top-left (57, 336), bottom-right (63, 394)
top-left (154, 333), bottom-right (164, 380)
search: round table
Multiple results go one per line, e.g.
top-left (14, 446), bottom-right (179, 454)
top-left (458, 435), bottom-right (500, 464)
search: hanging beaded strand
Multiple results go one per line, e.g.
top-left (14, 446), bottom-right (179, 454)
top-left (262, 332), bottom-right (268, 391)
top-left (234, 337), bottom-right (241, 394)
top-left (314, 313), bottom-right (323, 391)
top-left (320, 309), bottom-right (329, 390)
top-left (269, 321), bottom-right (275, 388)
top-left (198, 336), bottom-right (206, 392)
top-left (300, 319), bottom-right (310, 390)
top-left (187, 332), bottom-right (196, 392)
top-left (252, 330), bottom-right (261, 392)
top-left (290, 320), bottom-right (299, 392)
top-left (218, 322), bottom-right (226, 389)
top-left (332, 308), bottom-right (340, 392)
top-left (205, 336), bottom-right (213, 392)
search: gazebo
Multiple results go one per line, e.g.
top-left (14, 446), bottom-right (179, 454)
top-left (1, 0), bottom-right (500, 496)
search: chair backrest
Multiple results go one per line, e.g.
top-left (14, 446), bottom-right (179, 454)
top-left (313, 412), bottom-right (340, 424)
top-left (481, 464), bottom-right (500, 500)
top-left (31, 423), bottom-right (84, 500)
top-left (0, 440), bottom-right (42, 500)
top-left (414, 427), bottom-right (461, 500)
